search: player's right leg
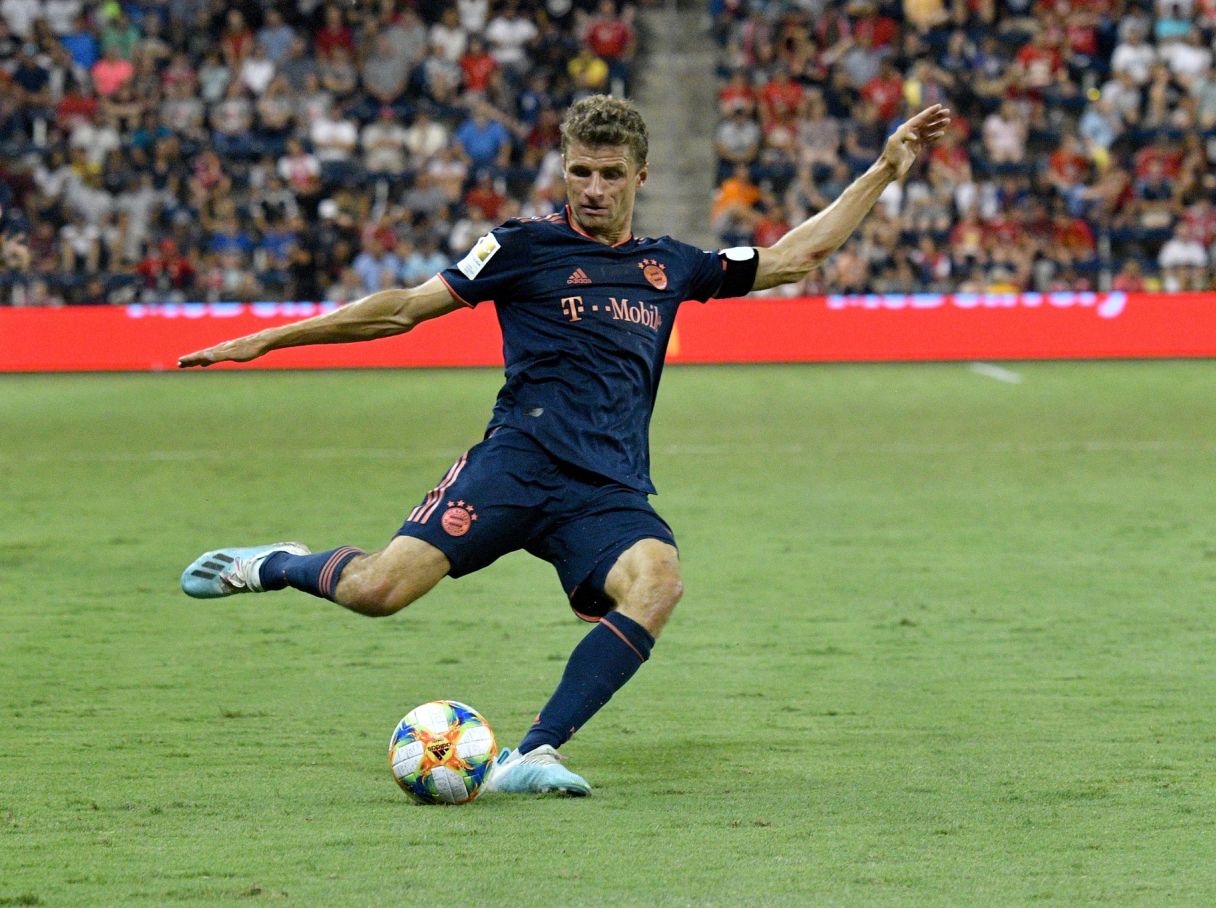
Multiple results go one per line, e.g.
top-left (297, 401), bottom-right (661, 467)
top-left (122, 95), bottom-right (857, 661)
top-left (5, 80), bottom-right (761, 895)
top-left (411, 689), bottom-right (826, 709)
top-left (180, 536), bottom-right (450, 617)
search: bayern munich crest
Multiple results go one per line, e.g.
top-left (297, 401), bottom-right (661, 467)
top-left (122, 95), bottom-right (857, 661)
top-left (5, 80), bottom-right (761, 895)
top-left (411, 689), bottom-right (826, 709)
top-left (639, 259), bottom-right (667, 290)
top-left (441, 501), bottom-right (477, 536)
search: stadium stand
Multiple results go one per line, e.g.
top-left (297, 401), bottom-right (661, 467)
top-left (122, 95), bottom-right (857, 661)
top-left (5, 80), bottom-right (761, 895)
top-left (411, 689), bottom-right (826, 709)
top-left (710, 0), bottom-right (1216, 294)
top-left (3, 0), bottom-right (1215, 304)
top-left (0, 0), bottom-right (637, 305)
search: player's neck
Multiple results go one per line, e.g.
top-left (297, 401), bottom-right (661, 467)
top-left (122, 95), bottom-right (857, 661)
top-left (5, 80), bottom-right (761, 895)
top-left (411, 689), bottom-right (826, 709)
top-left (567, 205), bottom-right (633, 246)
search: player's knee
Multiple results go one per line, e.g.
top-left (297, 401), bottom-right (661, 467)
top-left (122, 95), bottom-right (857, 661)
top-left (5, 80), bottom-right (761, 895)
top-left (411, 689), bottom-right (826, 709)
top-left (605, 540), bottom-right (683, 634)
top-left (653, 573), bottom-right (684, 612)
top-left (627, 566), bottom-right (683, 627)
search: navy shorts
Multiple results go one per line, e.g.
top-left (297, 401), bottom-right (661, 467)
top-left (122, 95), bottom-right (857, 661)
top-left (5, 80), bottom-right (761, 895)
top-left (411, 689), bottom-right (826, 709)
top-left (395, 428), bottom-right (676, 620)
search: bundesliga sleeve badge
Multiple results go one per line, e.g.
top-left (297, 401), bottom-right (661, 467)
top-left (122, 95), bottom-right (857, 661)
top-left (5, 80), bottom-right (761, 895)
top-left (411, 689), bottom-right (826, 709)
top-left (457, 233), bottom-right (502, 280)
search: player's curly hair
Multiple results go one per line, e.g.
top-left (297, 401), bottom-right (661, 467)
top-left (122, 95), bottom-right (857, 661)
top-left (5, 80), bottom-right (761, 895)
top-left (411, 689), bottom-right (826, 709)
top-left (560, 95), bottom-right (649, 168)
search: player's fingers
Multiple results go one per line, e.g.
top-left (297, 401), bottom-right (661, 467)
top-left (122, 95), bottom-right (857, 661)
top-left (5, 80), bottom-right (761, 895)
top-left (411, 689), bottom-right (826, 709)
top-left (899, 106), bottom-right (948, 143)
top-left (178, 349), bottom-right (213, 368)
top-left (905, 104), bottom-right (943, 128)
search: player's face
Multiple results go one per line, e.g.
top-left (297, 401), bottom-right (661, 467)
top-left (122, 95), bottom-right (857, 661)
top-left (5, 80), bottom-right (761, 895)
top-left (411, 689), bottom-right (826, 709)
top-left (563, 141), bottom-right (647, 243)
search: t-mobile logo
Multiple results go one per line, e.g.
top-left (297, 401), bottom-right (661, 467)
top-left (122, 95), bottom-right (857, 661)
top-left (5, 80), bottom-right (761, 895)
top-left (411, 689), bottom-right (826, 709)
top-left (561, 295), bottom-right (585, 321)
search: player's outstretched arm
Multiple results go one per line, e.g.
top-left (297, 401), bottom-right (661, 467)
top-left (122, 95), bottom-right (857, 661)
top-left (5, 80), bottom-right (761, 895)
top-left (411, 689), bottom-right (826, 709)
top-left (752, 104), bottom-right (951, 291)
top-left (178, 275), bottom-right (465, 368)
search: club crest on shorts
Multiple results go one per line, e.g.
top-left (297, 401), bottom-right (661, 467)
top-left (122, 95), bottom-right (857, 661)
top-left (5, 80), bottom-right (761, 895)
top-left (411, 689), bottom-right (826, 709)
top-left (441, 501), bottom-right (477, 536)
top-left (639, 258), bottom-right (667, 290)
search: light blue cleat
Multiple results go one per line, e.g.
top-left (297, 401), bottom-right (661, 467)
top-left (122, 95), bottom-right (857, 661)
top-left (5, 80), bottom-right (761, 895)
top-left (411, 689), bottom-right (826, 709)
top-left (483, 745), bottom-right (592, 797)
top-left (181, 542), bottom-right (310, 599)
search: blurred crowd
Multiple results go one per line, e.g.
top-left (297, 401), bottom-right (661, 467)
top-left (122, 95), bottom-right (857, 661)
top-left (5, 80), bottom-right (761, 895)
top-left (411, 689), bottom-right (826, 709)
top-left (711, 0), bottom-right (1216, 294)
top-left (0, 0), bottom-right (637, 304)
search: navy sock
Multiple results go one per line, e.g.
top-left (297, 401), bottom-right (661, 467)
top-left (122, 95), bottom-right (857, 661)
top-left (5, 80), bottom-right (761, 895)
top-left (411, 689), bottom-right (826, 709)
top-left (260, 546), bottom-right (363, 601)
top-left (517, 611), bottom-right (655, 754)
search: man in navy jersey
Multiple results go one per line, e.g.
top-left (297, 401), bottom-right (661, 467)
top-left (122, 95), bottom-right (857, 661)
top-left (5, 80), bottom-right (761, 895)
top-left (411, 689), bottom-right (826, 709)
top-left (179, 95), bottom-right (951, 796)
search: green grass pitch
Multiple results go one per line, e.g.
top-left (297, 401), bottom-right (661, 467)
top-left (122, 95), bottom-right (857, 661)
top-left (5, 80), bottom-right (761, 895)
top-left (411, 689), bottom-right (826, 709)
top-left (2, 362), bottom-right (1215, 906)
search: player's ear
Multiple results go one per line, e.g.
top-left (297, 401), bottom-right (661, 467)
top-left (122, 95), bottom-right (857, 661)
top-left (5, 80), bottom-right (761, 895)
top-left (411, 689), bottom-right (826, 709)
top-left (637, 163), bottom-right (648, 188)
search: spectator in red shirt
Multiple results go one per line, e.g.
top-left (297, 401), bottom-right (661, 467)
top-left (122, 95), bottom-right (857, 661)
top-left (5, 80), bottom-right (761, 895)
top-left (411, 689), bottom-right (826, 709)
top-left (220, 9), bottom-right (254, 66)
top-left (1061, 7), bottom-right (1099, 72)
top-left (1015, 31), bottom-right (1064, 93)
top-left (583, 0), bottom-right (635, 93)
top-left (861, 60), bottom-right (904, 122)
top-left (1051, 207), bottom-right (1097, 261)
top-left (56, 80), bottom-right (98, 129)
top-left (460, 36), bottom-right (499, 93)
top-left (315, 4), bottom-right (354, 62)
top-left (987, 208), bottom-right (1027, 248)
top-left (718, 68), bottom-right (756, 117)
top-left (752, 201), bottom-right (791, 247)
top-left (136, 238), bottom-right (196, 296)
top-left (927, 129), bottom-right (971, 183)
top-left (1046, 134), bottom-right (1090, 195)
top-left (760, 67), bottom-right (803, 127)
top-left (584, 1), bottom-right (632, 59)
top-left (1133, 141), bottom-right (1183, 180)
top-left (850, 1), bottom-right (898, 50)
top-left (464, 170), bottom-right (507, 222)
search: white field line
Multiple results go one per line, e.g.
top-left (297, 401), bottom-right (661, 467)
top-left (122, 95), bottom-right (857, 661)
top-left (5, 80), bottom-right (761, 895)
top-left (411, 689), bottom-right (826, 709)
top-left (3, 439), bottom-right (1214, 464)
top-left (969, 362), bottom-right (1024, 384)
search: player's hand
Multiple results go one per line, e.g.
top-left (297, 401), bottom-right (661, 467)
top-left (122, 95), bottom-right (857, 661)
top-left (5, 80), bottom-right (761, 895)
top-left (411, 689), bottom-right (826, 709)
top-left (178, 336), bottom-right (264, 368)
top-left (879, 104), bottom-right (952, 180)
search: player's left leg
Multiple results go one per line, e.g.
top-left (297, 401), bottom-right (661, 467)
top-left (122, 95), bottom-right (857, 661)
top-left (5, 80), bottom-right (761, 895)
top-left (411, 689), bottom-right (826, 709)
top-left (514, 536), bottom-right (680, 751)
top-left (487, 537), bottom-right (680, 796)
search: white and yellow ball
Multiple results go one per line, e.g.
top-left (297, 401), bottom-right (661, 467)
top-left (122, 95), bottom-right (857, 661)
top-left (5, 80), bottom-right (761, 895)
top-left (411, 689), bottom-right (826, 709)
top-left (389, 700), bottom-right (498, 805)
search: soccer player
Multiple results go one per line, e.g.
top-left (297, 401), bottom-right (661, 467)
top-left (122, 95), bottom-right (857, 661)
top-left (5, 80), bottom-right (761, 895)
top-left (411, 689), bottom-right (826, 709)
top-left (179, 95), bottom-right (950, 796)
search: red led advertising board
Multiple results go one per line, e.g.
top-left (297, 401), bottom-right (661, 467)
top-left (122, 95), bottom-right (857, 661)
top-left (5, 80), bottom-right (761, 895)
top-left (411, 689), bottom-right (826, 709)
top-left (1, 292), bottom-right (1213, 372)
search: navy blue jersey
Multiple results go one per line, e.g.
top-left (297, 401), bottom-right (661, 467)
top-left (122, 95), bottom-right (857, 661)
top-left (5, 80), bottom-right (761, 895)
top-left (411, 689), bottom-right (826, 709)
top-left (438, 208), bottom-right (735, 494)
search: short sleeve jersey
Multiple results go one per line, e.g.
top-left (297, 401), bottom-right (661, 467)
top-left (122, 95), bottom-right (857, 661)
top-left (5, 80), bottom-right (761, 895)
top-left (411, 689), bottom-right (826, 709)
top-left (438, 208), bottom-right (730, 494)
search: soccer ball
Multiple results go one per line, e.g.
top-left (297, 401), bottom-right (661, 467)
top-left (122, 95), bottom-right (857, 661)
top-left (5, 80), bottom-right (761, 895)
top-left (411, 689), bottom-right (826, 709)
top-left (389, 700), bottom-right (498, 805)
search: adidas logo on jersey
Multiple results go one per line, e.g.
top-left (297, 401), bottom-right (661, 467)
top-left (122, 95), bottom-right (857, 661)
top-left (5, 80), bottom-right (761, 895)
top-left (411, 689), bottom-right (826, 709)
top-left (566, 268), bottom-right (592, 285)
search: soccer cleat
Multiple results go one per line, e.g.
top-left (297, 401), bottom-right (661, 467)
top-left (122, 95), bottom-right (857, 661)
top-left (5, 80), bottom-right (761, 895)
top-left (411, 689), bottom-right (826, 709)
top-left (180, 542), bottom-right (310, 599)
top-left (483, 745), bottom-right (592, 797)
